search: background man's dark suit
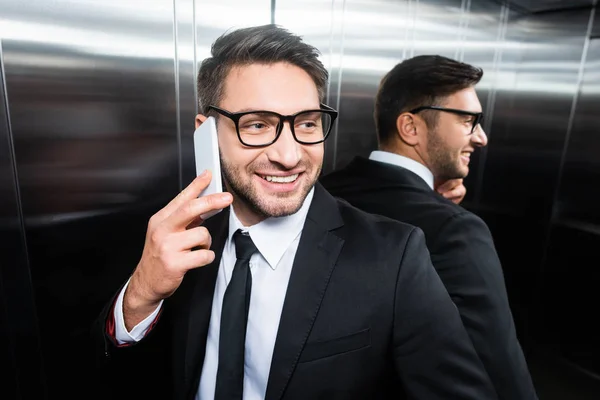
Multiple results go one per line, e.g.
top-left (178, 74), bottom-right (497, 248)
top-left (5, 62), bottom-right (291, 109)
top-left (92, 183), bottom-right (497, 400)
top-left (321, 156), bottom-right (537, 400)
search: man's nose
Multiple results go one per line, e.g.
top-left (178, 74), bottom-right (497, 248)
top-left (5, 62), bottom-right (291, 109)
top-left (472, 125), bottom-right (488, 147)
top-left (266, 122), bottom-right (302, 168)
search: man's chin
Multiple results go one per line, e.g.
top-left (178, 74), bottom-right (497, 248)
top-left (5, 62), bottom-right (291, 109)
top-left (256, 195), bottom-right (305, 218)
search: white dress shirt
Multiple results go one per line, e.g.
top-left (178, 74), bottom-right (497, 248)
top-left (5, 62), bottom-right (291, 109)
top-left (113, 187), bottom-right (314, 400)
top-left (369, 150), bottom-right (434, 189)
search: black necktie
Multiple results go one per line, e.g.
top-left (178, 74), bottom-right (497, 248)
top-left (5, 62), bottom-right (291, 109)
top-left (215, 229), bottom-right (258, 400)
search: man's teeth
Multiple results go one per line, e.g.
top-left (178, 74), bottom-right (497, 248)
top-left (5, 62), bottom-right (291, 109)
top-left (262, 174), bottom-right (299, 183)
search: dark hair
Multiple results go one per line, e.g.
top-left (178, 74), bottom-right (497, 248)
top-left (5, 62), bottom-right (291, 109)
top-left (197, 24), bottom-right (328, 113)
top-left (374, 55), bottom-right (483, 146)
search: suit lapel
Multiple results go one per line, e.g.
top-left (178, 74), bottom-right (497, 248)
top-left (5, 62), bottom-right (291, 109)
top-left (265, 184), bottom-right (345, 400)
top-left (177, 209), bottom-right (229, 399)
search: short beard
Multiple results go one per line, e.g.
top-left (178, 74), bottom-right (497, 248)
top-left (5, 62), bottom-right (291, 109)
top-left (220, 156), bottom-right (318, 219)
top-left (427, 128), bottom-right (465, 180)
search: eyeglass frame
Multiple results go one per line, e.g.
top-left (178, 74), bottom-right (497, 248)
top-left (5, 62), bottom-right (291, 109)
top-left (409, 105), bottom-right (484, 135)
top-left (206, 103), bottom-right (339, 147)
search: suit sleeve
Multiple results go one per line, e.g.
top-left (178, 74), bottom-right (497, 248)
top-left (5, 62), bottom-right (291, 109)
top-left (392, 227), bottom-right (498, 400)
top-left (431, 212), bottom-right (537, 400)
top-left (90, 282), bottom-right (171, 397)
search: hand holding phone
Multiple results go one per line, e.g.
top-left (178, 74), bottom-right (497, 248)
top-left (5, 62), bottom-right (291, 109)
top-left (193, 116), bottom-right (224, 219)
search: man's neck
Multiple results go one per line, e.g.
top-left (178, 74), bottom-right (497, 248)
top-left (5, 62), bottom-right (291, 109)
top-left (230, 198), bottom-right (266, 227)
top-left (379, 145), bottom-right (427, 168)
top-left (369, 149), bottom-right (434, 190)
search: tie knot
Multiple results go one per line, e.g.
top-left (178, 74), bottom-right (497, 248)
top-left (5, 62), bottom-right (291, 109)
top-left (233, 229), bottom-right (258, 261)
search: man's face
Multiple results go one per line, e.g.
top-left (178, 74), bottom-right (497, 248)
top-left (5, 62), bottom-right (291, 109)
top-left (202, 62), bottom-right (324, 223)
top-left (424, 87), bottom-right (488, 180)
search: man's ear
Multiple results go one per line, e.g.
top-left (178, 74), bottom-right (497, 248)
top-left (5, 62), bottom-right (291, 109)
top-left (195, 114), bottom-right (207, 129)
top-left (395, 112), bottom-right (420, 146)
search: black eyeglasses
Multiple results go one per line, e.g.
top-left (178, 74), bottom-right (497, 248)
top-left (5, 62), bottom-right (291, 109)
top-left (206, 104), bottom-right (338, 147)
top-left (409, 106), bottom-right (484, 134)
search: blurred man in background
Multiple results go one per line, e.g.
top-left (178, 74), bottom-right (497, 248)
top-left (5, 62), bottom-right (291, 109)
top-left (321, 54), bottom-right (538, 400)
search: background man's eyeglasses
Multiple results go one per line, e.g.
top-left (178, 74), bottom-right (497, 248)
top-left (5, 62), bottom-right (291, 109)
top-left (207, 104), bottom-right (339, 147)
top-left (409, 106), bottom-right (484, 134)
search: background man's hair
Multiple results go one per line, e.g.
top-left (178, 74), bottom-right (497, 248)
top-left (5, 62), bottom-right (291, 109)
top-left (197, 24), bottom-right (329, 114)
top-left (375, 55), bottom-right (483, 146)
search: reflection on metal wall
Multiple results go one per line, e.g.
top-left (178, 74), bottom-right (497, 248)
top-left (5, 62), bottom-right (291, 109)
top-left (0, 41), bottom-right (46, 400)
top-left (539, 9), bottom-right (600, 378)
top-left (474, 9), bottom-right (593, 355)
top-left (1, 0), bottom-right (180, 397)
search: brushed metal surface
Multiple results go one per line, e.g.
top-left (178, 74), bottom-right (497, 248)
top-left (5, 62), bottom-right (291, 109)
top-left (0, 39), bottom-right (46, 400)
top-left (1, 0), bottom-right (180, 397)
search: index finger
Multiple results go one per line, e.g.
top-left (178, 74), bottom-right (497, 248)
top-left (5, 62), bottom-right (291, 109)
top-left (437, 178), bottom-right (462, 192)
top-left (155, 170), bottom-right (213, 221)
top-left (164, 191), bottom-right (233, 231)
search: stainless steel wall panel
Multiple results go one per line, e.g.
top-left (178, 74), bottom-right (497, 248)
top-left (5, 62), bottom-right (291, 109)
top-left (177, 0), bottom-right (200, 187)
top-left (479, 9), bottom-right (590, 220)
top-left (593, 9), bottom-right (600, 37)
top-left (556, 35), bottom-right (600, 227)
top-left (0, 41), bottom-right (46, 400)
top-left (275, 0), bottom-right (345, 173)
top-left (1, 0), bottom-right (179, 397)
top-left (508, 0), bottom-right (594, 13)
top-left (473, 8), bottom-right (592, 346)
top-left (537, 9), bottom-right (600, 378)
top-left (540, 226), bottom-right (600, 377)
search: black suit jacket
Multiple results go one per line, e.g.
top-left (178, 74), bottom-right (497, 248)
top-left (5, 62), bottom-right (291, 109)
top-left (321, 156), bottom-right (538, 400)
top-left (92, 183), bottom-right (498, 400)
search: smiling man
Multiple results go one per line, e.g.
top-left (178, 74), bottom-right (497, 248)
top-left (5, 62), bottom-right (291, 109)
top-left (93, 29), bottom-right (498, 400)
top-left (321, 55), bottom-right (538, 400)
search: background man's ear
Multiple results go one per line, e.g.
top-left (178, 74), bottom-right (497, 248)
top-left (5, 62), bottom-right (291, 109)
top-left (396, 112), bottom-right (420, 146)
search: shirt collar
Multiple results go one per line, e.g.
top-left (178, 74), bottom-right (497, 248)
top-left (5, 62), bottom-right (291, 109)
top-left (369, 150), bottom-right (434, 189)
top-left (227, 186), bottom-right (314, 270)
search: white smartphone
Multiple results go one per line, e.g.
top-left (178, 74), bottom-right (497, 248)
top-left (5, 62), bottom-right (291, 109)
top-left (193, 116), bottom-right (223, 219)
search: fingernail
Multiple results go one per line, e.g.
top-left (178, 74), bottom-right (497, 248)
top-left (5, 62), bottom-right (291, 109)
top-left (199, 170), bottom-right (208, 178)
top-left (220, 193), bottom-right (232, 201)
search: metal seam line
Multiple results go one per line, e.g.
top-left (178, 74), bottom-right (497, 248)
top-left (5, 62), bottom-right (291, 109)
top-left (0, 36), bottom-right (44, 396)
top-left (0, 40), bottom-right (32, 281)
top-left (193, 0), bottom-right (199, 116)
top-left (326, 0), bottom-right (336, 105)
top-left (172, 0), bottom-right (183, 190)
top-left (545, 7), bottom-right (596, 240)
top-left (455, 0), bottom-right (467, 61)
top-left (459, 0), bottom-right (472, 62)
top-left (271, 0), bottom-right (276, 24)
top-left (474, 2), bottom-right (508, 206)
top-left (531, 7), bottom-right (596, 351)
top-left (402, 0), bottom-right (411, 60)
top-left (332, 0), bottom-right (347, 170)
